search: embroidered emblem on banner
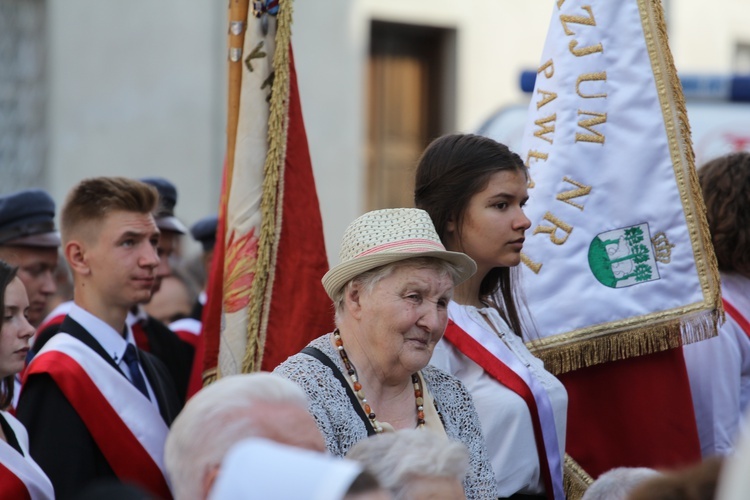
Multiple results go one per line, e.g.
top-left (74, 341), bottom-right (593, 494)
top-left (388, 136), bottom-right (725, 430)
top-left (588, 223), bottom-right (673, 288)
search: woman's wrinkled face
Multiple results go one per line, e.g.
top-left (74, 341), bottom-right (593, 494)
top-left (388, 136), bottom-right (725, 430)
top-left (353, 264), bottom-right (453, 378)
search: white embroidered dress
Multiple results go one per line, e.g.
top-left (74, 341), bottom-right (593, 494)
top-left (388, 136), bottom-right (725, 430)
top-left (431, 302), bottom-right (568, 497)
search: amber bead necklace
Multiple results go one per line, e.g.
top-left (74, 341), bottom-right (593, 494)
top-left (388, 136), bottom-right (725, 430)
top-left (333, 329), bottom-right (426, 432)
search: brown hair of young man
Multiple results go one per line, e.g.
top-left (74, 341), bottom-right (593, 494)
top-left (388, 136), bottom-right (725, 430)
top-left (61, 177), bottom-right (159, 245)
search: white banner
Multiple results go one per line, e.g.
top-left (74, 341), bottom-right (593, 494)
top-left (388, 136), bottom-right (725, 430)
top-left (219, 2), bottom-right (278, 376)
top-left (518, 0), bottom-right (720, 374)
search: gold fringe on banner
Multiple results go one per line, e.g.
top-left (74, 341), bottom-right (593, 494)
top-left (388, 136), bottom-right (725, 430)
top-left (531, 309), bottom-right (717, 376)
top-left (202, 368), bottom-right (218, 387)
top-left (564, 454), bottom-right (593, 500)
top-left (241, 0), bottom-right (293, 373)
top-left (255, 3), bottom-right (293, 372)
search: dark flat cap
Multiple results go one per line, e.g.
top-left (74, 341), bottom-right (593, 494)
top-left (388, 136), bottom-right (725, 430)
top-left (0, 189), bottom-right (61, 247)
top-left (139, 177), bottom-right (188, 234)
top-left (190, 215), bottom-right (218, 252)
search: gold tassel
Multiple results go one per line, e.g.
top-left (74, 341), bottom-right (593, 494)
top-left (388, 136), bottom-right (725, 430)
top-left (202, 368), bottom-right (219, 387)
top-left (241, 0), bottom-right (294, 373)
top-left (530, 310), bottom-right (717, 375)
top-left (564, 454), bottom-right (594, 500)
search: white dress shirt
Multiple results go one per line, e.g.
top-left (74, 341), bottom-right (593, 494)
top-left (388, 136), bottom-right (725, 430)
top-left (68, 304), bottom-right (159, 409)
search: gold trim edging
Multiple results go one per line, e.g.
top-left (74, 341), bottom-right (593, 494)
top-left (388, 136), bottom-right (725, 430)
top-left (564, 454), bottom-right (593, 500)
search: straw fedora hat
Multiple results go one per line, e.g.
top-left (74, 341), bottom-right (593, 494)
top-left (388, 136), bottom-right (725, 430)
top-left (322, 208), bottom-right (476, 299)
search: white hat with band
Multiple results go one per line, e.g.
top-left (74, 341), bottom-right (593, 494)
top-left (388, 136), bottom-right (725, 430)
top-left (322, 208), bottom-right (476, 299)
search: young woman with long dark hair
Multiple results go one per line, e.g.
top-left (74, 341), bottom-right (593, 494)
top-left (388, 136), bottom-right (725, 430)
top-left (415, 133), bottom-right (567, 500)
top-left (0, 259), bottom-right (53, 498)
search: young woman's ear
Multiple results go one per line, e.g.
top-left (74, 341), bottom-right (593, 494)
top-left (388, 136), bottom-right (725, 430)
top-left (445, 217), bottom-right (456, 234)
top-left (443, 216), bottom-right (462, 252)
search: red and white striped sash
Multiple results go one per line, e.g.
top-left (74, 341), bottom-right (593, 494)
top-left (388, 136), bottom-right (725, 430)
top-left (24, 333), bottom-right (172, 499)
top-left (724, 299), bottom-right (750, 339)
top-left (0, 413), bottom-right (53, 500)
top-left (445, 304), bottom-right (564, 500)
top-left (169, 317), bottom-right (204, 399)
top-left (33, 301), bottom-right (72, 345)
top-left (169, 318), bottom-right (202, 349)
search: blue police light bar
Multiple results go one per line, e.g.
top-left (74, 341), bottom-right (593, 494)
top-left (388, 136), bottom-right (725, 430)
top-left (519, 70), bottom-right (750, 102)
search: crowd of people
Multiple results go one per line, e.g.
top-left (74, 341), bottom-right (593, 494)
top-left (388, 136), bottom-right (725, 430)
top-left (0, 136), bottom-right (748, 500)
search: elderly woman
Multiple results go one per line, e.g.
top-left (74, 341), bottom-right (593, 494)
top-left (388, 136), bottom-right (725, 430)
top-left (275, 208), bottom-right (496, 499)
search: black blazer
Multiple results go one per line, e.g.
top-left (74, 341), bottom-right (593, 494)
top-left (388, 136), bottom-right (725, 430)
top-left (139, 315), bottom-right (193, 404)
top-left (189, 299), bottom-right (203, 322)
top-left (16, 316), bottom-right (181, 499)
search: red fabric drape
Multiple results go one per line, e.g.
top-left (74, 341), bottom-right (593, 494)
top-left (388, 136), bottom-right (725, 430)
top-left (560, 348), bottom-right (702, 478)
top-left (260, 47), bottom-right (333, 371)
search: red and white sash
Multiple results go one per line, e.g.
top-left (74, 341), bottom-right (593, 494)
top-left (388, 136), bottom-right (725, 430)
top-left (169, 318), bottom-right (202, 349)
top-left (23, 333), bottom-right (172, 499)
top-left (33, 301), bottom-right (73, 345)
top-left (724, 299), bottom-right (750, 339)
top-left (0, 412), bottom-right (53, 500)
top-left (444, 304), bottom-right (564, 500)
top-left (17, 301), bottom-right (72, 409)
top-left (169, 317), bottom-right (204, 399)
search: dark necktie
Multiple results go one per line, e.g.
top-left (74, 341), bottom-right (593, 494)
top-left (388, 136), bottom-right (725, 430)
top-left (123, 344), bottom-right (151, 400)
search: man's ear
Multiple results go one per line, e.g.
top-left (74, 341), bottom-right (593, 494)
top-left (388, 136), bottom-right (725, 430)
top-left (65, 240), bottom-right (90, 276)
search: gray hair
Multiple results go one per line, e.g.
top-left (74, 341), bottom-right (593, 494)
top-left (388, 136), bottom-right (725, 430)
top-left (331, 257), bottom-right (461, 321)
top-left (164, 372), bottom-right (310, 500)
top-left (346, 429), bottom-right (469, 500)
top-left (581, 467), bottom-right (661, 500)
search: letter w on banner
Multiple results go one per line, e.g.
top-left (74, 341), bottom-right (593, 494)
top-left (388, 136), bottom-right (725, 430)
top-left (516, 0), bottom-right (722, 477)
top-left (200, 0), bottom-right (333, 384)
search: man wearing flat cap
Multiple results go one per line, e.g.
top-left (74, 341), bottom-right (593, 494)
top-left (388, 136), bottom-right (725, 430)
top-left (0, 189), bottom-right (60, 329)
top-left (188, 214), bottom-right (217, 321)
top-left (165, 214), bottom-right (217, 399)
top-left (130, 177), bottom-right (194, 403)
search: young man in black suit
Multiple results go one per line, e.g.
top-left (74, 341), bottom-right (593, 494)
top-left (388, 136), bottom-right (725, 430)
top-left (17, 177), bottom-right (181, 499)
